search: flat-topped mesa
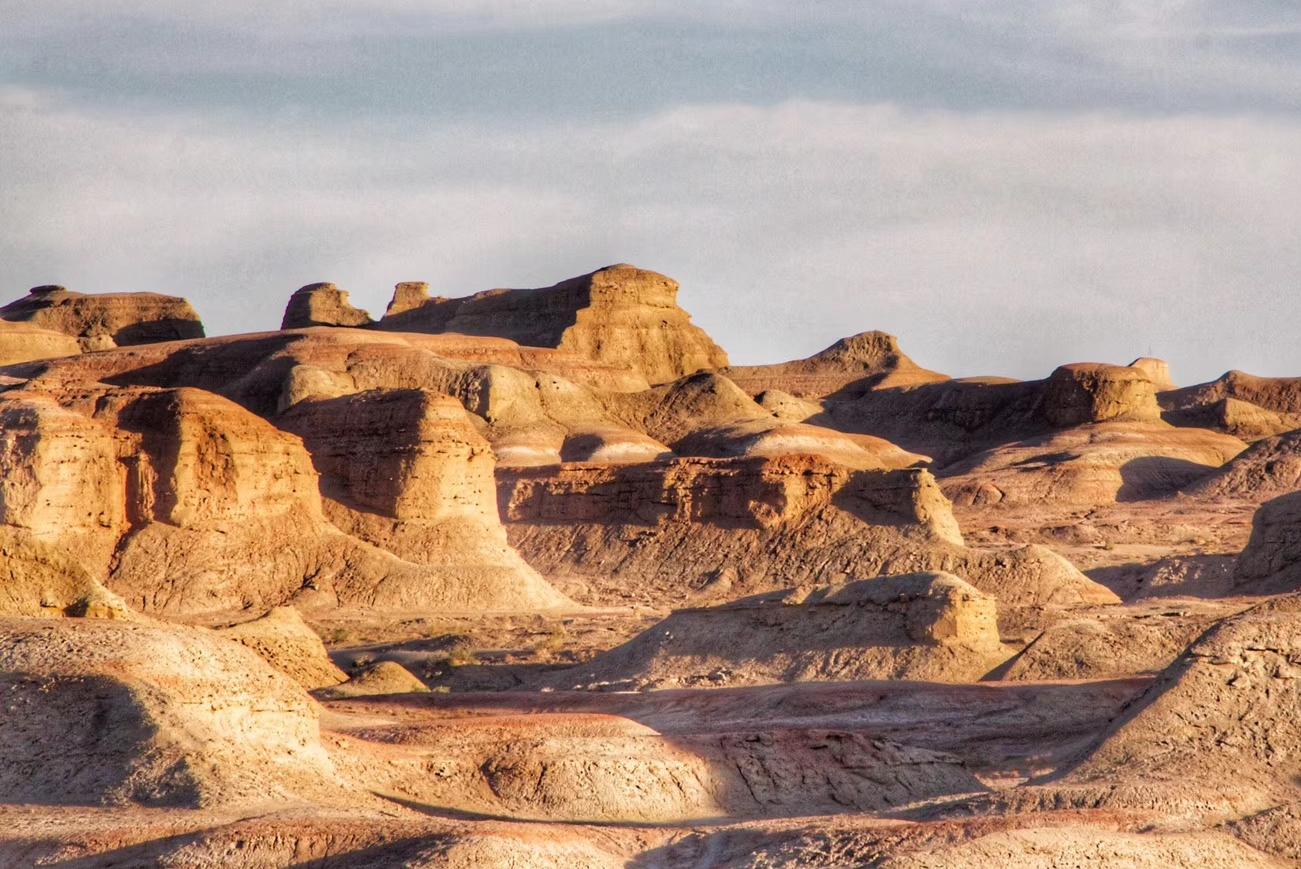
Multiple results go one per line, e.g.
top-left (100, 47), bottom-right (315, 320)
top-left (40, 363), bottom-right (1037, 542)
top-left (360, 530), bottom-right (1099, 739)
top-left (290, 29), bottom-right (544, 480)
top-left (1039, 363), bottom-right (1161, 427)
top-left (377, 264), bottom-right (730, 384)
top-left (724, 330), bottom-right (948, 399)
top-left (280, 282), bottom-right (374, 329)
top-left (0, 285), bottom-right (204, 349)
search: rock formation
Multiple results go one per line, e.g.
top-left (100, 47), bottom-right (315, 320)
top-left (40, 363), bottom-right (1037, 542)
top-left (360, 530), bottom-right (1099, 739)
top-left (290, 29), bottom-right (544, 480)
top-left (0, 618), bottom-right (347, 808)
top-left (1039, 363), bottom-right (1161, 427)
top-left (1235, 491), bottom-right (1301, 592)
top-left (499, 455), bottom-right (1118, 612)
top-left (549, 572), bottom-right (1012, 689)
top-left (0, 285), bottom-right (204, 348)
top-left (215, 606), bottom-right (348, 690)
top-left (0, 321), bottom-right (80, 365)
top-left (726, 330), bottom-right (948, 399)
top-left (281, 282), bottom-right (374, 329)
top-left (1186, 429), bottom-right (1301, 502)
top-left (377, 264), bottom-right (729, 384)
top-left (5, 260), bottom-right (1301, 865)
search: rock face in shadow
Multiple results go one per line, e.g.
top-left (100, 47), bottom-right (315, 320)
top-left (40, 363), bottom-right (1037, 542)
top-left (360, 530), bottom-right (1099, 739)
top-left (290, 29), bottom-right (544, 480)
top-left (0, 618), bottom-right (348, 808)
top-left (547, 572), bottom-right (1012, 690)
top-left (1235, 491), bottom-right (1301, 592)
top-left (377, 264), bottom-right (729, 384)
top-left (281, 283), bottom-right (374, 329)
top-left (0, 285), bottom-right (204, 348)
top-left (278, 389), bottom-right (569, 610)
top-left (0, 382), bottom-right (569, 617)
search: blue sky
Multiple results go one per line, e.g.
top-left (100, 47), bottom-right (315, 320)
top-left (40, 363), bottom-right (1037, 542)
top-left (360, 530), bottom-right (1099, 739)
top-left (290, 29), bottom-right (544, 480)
top-left (1, 1), bottom-right (1299, 382)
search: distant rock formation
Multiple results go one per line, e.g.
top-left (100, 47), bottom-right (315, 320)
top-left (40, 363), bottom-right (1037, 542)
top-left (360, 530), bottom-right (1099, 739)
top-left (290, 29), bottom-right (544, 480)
top-left (0, 285), bottom-right (204, 348)
top-left (1129, 356), bottom-right (1175, 391)
top-left (1163, 369), bottom-right (1301, 435)
top-left (726, 331), bottom-right (948, 399)
top-left (280, 282), bottom-right (374, 329)
top-left (377, 264), bottom-right (729, 384)
top-left (1040, 363), bottom-right (1161, 427)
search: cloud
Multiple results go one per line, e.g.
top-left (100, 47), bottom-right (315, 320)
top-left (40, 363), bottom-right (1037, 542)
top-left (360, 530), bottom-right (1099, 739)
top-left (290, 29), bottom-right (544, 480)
top-left (1, 91), bottom-right (1297, 384)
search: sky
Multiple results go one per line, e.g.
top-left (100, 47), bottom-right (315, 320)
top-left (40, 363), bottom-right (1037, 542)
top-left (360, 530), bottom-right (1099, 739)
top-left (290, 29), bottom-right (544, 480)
top-left (1, 1), bottom-right (1299, 383)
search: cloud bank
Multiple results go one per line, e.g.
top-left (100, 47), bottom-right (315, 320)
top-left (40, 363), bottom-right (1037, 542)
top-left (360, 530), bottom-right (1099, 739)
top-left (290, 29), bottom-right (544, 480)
top-left (1, 2), bottom-right (1298, 383)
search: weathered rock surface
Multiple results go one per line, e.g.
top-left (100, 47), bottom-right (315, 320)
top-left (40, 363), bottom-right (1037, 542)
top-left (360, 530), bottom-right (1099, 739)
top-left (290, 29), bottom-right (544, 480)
top-left (281, 282), bottom-right (374, 329)
top-left (0, 285), bottom-right (204, 347)
top-left (941, 422), bottom-right (1246, 507)
top-left (0, 381), bottom-right (569, 617)
top-left (0, 618), bottom-right (347, 808)
top-left (215, 606), bottom-right (348, 690)
top-left (378, 264), bottom-right (729, 384)
top-left (725, 331), bottom-right (947, 399)
top-left (0, 320), bottom-right (80, 365)
top-left (549, 572), bottom-right (1012, 690)
top-left (500, 455), bottom-right (1117, 612)
top-left (1235, 491), bottom-right (1301, 592)
top-left (1187, 428), bottom-right (1301, 502)
top-left (1048, 594), bottom-right (1301, 819)
top-left (278, 388), bottom-right (570, 610)
top-left (1039, 363), bottom-right (1162, 427)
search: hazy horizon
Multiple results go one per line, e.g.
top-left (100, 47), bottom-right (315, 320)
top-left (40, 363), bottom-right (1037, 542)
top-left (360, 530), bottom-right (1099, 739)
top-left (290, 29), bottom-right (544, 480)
top-left (2, 1), bottom-right (1299, 384)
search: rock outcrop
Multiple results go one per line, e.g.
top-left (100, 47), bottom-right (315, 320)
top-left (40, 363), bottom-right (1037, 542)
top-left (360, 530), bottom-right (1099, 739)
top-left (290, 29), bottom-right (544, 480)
top-left (377, 264), bottom-right (729, 384)
top-left (0, 618), bottom-right (347, 808)
top-left (941, 422), bottom-right (1246, 507)
top-left (1039, 363), bottom-right (1162, 427)
top-left (280, 282), bottom-right (374, 329)
top-left (500, 455), bottom-right (1117, 612)
top-left (1129, 356), bottom-right (1175, 391)
top-left (1187, 429), bottom-right (1301, 502)
top-left (548, 572), bottom-right (1012, 690)
top-left (0, 381), bottom-right (570, 617)
top-left (0, 321), bottom-right (80, 365)
top-left (726, 331), bottom-right (947, 399)
top-left (0, 285), bottom-right (204, 348)
top-left (215, 606), bottom-right (348, 690)
top-left (1235, 491), bottom-right (1301, 592)
top-left (1052, 594), bottom-right (1301, 818)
